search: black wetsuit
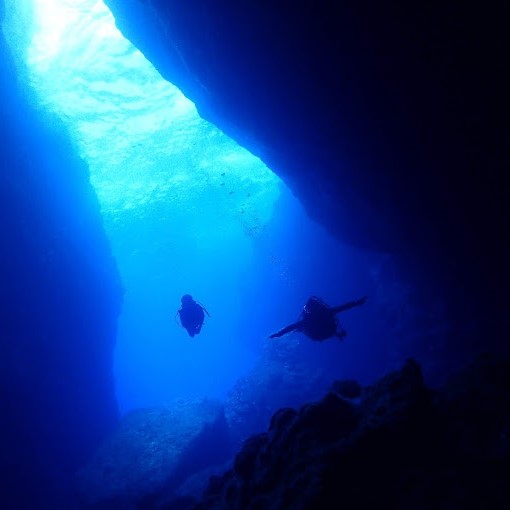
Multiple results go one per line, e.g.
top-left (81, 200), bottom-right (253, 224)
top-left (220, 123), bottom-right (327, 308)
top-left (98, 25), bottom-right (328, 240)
top-left (270, 296), bottom-right (366, 341)
top-left (179, 300), bottom-right (206, 337)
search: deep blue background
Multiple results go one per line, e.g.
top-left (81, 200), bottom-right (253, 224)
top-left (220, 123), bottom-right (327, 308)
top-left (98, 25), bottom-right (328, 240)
top-left (1, 0), bottom-right (387, 416)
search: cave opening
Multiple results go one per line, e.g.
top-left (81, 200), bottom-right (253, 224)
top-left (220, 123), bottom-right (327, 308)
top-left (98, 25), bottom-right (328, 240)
top-left (3, 1), bottom-right (509, 508)
top-left (2, 0), bottom-right (382, 417)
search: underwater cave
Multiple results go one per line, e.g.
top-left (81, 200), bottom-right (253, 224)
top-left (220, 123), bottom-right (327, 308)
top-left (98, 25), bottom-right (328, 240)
top-left (1, 0), bottom-right (508, 509)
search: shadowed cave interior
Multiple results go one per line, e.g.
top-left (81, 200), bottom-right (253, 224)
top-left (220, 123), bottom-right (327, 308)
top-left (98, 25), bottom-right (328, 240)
top-left (0, 1), bottom-right (508, 509)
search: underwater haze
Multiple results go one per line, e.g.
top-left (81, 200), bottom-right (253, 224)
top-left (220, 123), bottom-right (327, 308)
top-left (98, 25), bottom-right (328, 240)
top-left (3, 2), bottom-right (508, 509)
top-left (2, 0), bottom-right (383, 419)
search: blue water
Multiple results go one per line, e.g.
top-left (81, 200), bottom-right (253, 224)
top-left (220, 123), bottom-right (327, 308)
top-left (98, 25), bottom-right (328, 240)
top-left (2, 0), bottom-right (384, 417)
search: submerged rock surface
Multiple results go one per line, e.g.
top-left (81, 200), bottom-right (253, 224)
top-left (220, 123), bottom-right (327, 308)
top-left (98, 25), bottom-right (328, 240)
top-left (192, 356), bottom-right (510, 510)
top-left (74, 356), bottom-right (510, 509)
top-left (77, 399), bottom-right (231, 508)
top-left (1, 9), bottom-right (122, 508)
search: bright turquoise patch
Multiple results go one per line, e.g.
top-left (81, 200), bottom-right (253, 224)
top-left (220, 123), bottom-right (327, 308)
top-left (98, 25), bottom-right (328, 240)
top-left (23, 0), bottom-right (280, 233)
top-left (2, 0), bottom-right (289, 410)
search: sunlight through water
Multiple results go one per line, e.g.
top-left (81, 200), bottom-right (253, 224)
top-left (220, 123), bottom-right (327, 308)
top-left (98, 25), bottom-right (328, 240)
top-left (2, 0), bottom-right (284, 409)
top-left (24, 0), bottom-right (280, 231)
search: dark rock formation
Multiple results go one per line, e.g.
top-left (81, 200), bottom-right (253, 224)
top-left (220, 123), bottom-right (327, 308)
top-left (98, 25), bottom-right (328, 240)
top-left (103, 0), bottom-right (509, 374)
top-left (1, 10), bottom-right (122, 508)
top-left (329, 379), bottom-right (362, 400)
top-left (76, 399), bottom-right (231, 509)
top-left (225, 336), bottom-right (334, 449)
top-left (191, 356), bottom-right (510, 510)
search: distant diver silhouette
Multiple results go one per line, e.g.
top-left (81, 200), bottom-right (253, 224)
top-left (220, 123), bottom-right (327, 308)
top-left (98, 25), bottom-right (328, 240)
top-left (269, 296), bottom-right (367, 341)
top-left (176, 294), bottom-right (210, 337)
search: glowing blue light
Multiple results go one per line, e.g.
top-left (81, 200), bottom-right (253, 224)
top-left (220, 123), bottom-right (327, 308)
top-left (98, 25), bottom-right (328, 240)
top-left (24, 0), bottom-right (280, 230)
top-left (2, 0), bottom-right (285, 409)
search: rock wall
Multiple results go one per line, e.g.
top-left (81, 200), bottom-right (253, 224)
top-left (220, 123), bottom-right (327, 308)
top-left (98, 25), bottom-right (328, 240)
top-left (103, 0), bottom-right (509, 372)
top-left (194, 355), bottom-right (510, 510)
top-left (76, 399), bottom-right (231, 509)
top-left (0, 13), bottom-right (122, 509)
top-left (82, 356), bottom-right (510, 510)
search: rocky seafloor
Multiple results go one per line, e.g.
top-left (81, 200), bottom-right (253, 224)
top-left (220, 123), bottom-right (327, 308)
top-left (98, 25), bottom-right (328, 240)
top-left (77, 354), bottom-right (510, 510)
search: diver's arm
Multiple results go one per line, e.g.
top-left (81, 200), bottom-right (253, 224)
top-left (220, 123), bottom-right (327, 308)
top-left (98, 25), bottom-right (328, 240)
top-left (331, 296), bottom-right (367, 314)
top-left (269, 321), bottom-right (301, 338)
top-left (196, 301), bottom-right (211, 317)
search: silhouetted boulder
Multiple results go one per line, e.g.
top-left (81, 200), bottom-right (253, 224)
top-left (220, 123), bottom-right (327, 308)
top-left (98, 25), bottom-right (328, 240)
top-left (193, 356), bottom-right (510, 510)
top-left (359, 357), bottom-right (430, 431)
top-left (330, 379), bottom-right (362, 399)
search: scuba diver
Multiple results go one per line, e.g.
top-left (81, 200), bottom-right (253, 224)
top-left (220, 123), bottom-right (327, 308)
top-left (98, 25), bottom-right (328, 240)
top-left (269, 295), bottom-right (367, 341)
top-left (177, 294), bottom-right (210, 337)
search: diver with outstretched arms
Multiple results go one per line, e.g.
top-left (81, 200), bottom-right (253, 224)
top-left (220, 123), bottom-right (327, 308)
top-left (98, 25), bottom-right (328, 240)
top-left (269, 296), bottom-right (367, 341)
